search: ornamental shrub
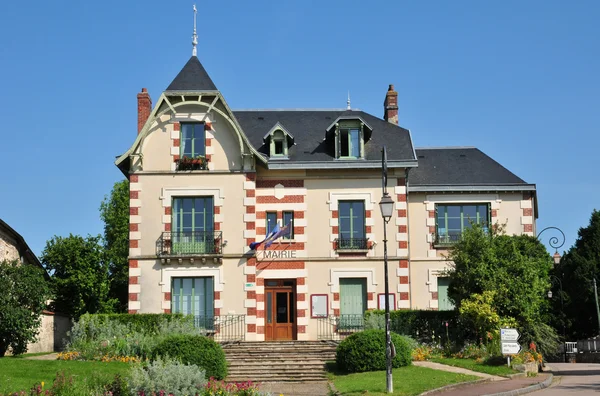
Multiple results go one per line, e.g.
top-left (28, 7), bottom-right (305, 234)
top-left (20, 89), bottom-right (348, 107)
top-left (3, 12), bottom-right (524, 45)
top-left (336, 329), bottom-right (413, 373)
top-left (129, 357), bottom-right (206, 396)
top-left (152, 334), bottom-right (228, 380)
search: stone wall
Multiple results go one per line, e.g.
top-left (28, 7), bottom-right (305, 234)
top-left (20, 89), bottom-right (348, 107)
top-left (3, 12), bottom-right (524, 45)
top-left (0, 229), bottom-right (20, 262)
top-left (25, 313), bottom-right (71, 353)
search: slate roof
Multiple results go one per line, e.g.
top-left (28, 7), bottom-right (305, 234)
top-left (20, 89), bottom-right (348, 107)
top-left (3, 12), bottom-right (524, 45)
top-left (166, 56), bottom-right (217, 91)
top-left (233, 110), bottom-right (417, 164)
top-left (409, 147), bottom-right (531, 187)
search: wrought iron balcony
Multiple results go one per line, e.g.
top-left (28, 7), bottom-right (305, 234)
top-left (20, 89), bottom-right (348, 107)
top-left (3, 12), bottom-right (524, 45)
top-left (175, 156), bottom-right (209, 171)
top-left (335, 237), bottom-right (370, 251)
top-left (433, 232), bottom-right (462, 247)
top-left (157, 231), bottom-right (223, 256)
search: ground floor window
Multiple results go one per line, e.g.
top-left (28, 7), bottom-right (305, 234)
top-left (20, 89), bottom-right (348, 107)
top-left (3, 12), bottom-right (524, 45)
top-left (171, 277), bottom-right (214, 327)
top-left (339, 278), bottom-right (367, 328)
top-left (437, 277), bottom-right (454, 311)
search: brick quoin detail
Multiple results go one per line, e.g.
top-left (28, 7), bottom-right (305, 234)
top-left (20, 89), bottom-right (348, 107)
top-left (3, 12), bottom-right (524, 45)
top-left (165, 207), bottom-right (171, 215)
top-left (399, 260), bottom-right (408, 268)
top-left (246, 274), bottom-right (256, 282)
top-left (398, 241), bottom-right (408, 249)
top-left (247, 308), bottom-right (257, 316)
top-left (491, 209), bottom-right (498, 218)
top-left (398, 225), bottom-right (407, 233)
top-left (129, 293), bottom-right (138, 302)
top-left (399, 292), bottom-right (409, 300)
top-left (129, 240), bottom-right (139, 248)
top-left (247, 291), bottom-right (256, 299)
top-left (130, 175), bottom-right (139, 183)
top-left (297, 293), bottom-right (306, 301)
top-left (130, 207), bottom-right (139, 215)
top-left (297, 278), bottom-right (305, 285)
top-left (130, 223), bottom-right (139, 232)
top-left (163, 309), bottom-right (171, 314)
top-left (432, 292), bottom-right (439, 300)
top-left (256, 261), bottom-right (305, 270)
top-left (256, 195), bottom-right (304, 204)
top-left (297, 325), bottom-right (306, 334)
top-left (368, 293), bottom-right (374, 301)
top-left (129, 276), bottom-right (139, 285)
top-left (247, 324), bottom-right (256, 333)
top-left (164, 292), bottom-right (171, 301)
top-left (397, 178), bottom-right (406, 186)
top-left (130, 191), bottom-right (139, 199)
top-left (129, 309), bottom-right (138, 314)
top-left (524, 224), bottom-right (533, 232)
top-left (214, 291), bottom-right (221, 299)
top-left (523, 208), bottom-right (533, 216)
top-left (129, 260), bottom-right (138, 268)
top-left (397, 209), bottom-right (407, 217)
top-left (399, 276), bottom-right (409, 284)
top-left (333, 293), bottom-right (340, 301)
top-left (256, 180), bottom-right (304, 188)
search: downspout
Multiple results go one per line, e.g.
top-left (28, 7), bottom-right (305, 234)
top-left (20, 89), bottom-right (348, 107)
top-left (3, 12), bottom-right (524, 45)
top-left (405, 167), bottom-right (412, 310)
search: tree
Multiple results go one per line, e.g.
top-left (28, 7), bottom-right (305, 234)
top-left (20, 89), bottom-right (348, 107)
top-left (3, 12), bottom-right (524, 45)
top-left (558, 210), bottom-right (600, 340)
top-left (41, 234), bottom-right (115, 318)
top-left (447, 224), bottom-right (558, 355)
top-left (0, 260), bottom-right (51, 356)
top-left (100, 179), bottom-right (130, 312)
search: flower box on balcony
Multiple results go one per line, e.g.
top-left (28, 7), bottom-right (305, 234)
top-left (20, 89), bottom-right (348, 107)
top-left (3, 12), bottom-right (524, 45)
top-left (175, 156), bottom-right (209, 171)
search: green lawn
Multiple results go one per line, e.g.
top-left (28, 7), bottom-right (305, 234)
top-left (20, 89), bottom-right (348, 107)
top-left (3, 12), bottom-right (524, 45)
top-left (430, 357), bottom-right (518, 377)
top-left (328, 364), bottom-right (478, 396)
top-left (0, 357), bottom-right (131, 393)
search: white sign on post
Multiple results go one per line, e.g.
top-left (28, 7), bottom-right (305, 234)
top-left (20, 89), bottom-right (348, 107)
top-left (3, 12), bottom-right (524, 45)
top-left (500, 328), bottom-right (520, 342)
top-left (501, 342), bottom-right (521, 355)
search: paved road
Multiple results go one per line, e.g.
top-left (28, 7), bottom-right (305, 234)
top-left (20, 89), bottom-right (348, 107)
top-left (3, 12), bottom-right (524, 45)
top-left (533, 363), bottom-right (600, 395)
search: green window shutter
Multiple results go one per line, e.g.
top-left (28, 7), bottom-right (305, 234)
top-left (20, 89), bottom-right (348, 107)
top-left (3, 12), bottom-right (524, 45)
top-left (437, 277), bottom-right (454, 311)
top-left (340, 278), bottom-right (367, 316)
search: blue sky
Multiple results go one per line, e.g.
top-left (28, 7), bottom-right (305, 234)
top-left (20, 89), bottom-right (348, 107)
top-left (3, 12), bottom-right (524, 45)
top-left (1, 1), bottom-right (598, 256)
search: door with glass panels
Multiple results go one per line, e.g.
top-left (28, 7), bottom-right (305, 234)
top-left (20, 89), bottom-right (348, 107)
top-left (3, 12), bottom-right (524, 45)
top-left (339, 278), bottom-right (367, 329)
top-left (172, 197), bottom-right (214, 254)
top-left (264, 279), bottom-right (296, 340)
top-left (171, 277), bottom-right (214, 329)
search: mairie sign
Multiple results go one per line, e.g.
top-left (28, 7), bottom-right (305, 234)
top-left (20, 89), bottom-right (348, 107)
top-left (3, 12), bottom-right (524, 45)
top-left (257, 249), bottom-right (297, 260)
top-left (500, 328), bottom-right (520, 342)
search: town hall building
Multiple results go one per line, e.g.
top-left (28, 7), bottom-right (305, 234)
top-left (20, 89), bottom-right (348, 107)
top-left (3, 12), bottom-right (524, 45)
top-left (115, 31), bottom-right (537, 341)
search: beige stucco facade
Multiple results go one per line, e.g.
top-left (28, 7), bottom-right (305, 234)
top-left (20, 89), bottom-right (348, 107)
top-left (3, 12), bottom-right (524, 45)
top-left (119, 61), bottom-right (537, 341)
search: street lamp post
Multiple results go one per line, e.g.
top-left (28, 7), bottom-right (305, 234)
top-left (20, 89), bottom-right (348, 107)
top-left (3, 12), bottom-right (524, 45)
top-left (379, 146), bottom-right (395, 394)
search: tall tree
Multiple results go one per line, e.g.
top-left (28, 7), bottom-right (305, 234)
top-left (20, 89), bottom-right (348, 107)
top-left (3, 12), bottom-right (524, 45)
top-left (557, 210), bottom-right (600, 340)
top-left (100, 179), bottom-right (130, 312)
top-left (0, 260), bottom-right (51, 356)
top-left (447, 224), bottom-right (558, 354)
top-left (41, 234), bottom-right (115, 318)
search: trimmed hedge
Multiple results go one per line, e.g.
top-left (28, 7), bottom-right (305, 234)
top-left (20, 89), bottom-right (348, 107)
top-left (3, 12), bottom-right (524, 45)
top-left (152, 334), bottom-right (228, 380)
top-left (365, 310), bottom-right (474, 344)
top-left (80, 313), bottom-right (191, 335)
top-left (336, 329), bottom-right (413, 373)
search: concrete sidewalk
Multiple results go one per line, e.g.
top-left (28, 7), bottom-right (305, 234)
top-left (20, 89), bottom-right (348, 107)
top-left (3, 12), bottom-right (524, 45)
top-left (427, 374), bottom-right (550, 396)
top-left (259, 381), bottom-right (330, 396)
top-left (413, 361), bottom-right (507, 381)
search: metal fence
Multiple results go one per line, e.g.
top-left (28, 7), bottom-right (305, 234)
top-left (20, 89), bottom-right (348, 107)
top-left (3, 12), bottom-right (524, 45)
top-left (577, 339), bottom-right (600, 353)
top-left (194, 315), bottom-right (246, 342)
top-left (334, 238), bottom-right (369, 251)
top-left (317, 315), bottom-right (365, 341)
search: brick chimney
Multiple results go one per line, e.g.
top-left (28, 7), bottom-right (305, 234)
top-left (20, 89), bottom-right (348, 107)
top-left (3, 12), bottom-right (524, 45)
top-left (383, 84), bottom-right (398, 125)
top-left (137, 88), bottom-right (152, 134)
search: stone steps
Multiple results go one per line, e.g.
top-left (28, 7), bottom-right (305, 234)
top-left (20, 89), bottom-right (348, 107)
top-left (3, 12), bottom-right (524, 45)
top-left (223, 341), bottom-right (338, 382)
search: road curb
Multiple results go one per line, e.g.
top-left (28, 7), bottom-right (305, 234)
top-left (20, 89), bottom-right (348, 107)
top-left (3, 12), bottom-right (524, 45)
top-left (483, 374), bottom-right (553, 396)
top-left (418, 378), bottom-right (492, 395)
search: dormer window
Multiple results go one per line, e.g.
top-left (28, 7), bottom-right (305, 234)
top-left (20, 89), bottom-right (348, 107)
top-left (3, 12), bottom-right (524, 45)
top-left (326, 116), bottom-right (372, 160)
top-left (264, 122), bottom-right (294, 159)
top-left (271, 130), bottom-right (287, 157)
top-left (340, 127), bottom-right (360, 158)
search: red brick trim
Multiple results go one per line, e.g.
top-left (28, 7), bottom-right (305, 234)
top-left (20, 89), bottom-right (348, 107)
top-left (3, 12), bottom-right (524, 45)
top-left (256, 180), bottom-right (304, 188)
top-left (256, 195), bottom-right (304, 204)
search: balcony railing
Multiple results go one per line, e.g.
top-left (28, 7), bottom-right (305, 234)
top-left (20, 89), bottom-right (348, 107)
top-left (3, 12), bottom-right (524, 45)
top-left (335, 237), bottom-right (369, 251)
top-left (317, 315), bottom-right (365, 341)
top-left (433, 232), bottom-right (462, 247)
top-left (157, 231), bottom-right (223, 256)
top-left (175, 156), bottom-right (209, 171)
top-left (194, 314), bottom-right (246, 342)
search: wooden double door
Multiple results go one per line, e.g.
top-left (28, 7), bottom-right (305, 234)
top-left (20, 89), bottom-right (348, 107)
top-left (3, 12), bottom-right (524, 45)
top-left (265, 279), bottom-right (296, 341)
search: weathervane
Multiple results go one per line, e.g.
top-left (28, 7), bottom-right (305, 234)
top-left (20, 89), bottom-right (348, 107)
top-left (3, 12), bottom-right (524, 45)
top-left (347, 91), bottom-right (351, 110)
top-left (192, 4), bottom-right (198, 56)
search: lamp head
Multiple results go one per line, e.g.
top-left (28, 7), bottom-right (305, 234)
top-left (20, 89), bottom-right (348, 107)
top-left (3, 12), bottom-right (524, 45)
top-left (379, 193), bottom-right (395, 223)
top-left (547, 290), bottom-right (553, 299)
